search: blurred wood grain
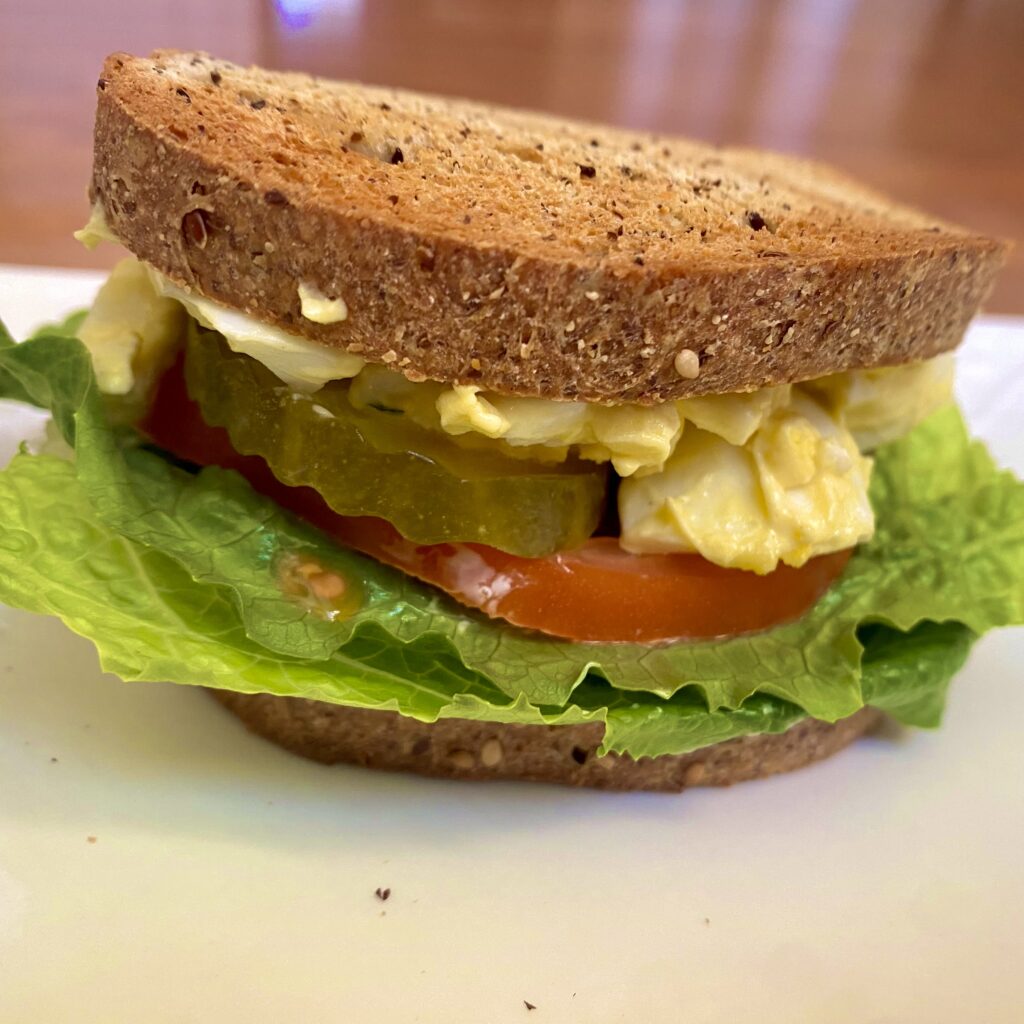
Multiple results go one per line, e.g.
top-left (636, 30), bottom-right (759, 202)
top-left (0, 0), bottom-right (1020, 310)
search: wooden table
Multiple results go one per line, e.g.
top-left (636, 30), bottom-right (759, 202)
top-left (1, 0), bottom-right (1020, 311)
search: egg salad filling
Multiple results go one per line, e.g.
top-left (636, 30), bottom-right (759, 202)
top-left (78, 258), bottom-right (954, 574)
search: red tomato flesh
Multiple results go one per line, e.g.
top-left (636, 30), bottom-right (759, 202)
top-left (141, 357), bottom-right (852, 644)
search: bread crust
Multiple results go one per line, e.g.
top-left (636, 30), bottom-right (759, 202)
top-left (90, 52), bottom-right (1007, 404)
top-left (210, 691), bottom-right (882, 792)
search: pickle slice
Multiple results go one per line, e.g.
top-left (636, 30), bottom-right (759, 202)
top-left (184, 326), bottom-right (607, 556)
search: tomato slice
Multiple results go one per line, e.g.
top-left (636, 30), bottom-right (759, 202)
top-left (310, 517), bottom-right (852, 643)
top-left (141, 356), bottom-right (852, 644)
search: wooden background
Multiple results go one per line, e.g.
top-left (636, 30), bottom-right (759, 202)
top-left (1, 0), bottom-right (1020, 311)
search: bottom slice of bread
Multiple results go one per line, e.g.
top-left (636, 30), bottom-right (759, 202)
top-left (210, 691), bottom-right (882, 792)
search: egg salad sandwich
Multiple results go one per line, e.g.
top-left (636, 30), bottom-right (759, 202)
top-left (0, 50), bottom-right (1021, 791)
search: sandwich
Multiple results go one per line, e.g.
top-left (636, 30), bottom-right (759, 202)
top-left (0, 49), bottom-right (1021, 791)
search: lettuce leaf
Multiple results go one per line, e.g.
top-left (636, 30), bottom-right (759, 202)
top-left (0, 326), bottom-right (1021, 756)
top-left (0, 450), bottom-right (601, 728)
top-left (0, 448), bottom-right (977, 756)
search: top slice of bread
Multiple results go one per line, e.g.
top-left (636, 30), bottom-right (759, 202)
top-left (89, 50), bottom-right (1007, 403)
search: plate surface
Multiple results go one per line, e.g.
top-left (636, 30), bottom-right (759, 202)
top-left (1, 266), bottom-right (1022, 1024)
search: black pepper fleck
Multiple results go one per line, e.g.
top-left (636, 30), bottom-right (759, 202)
top-left (578, 164), bottom-right (596, 178)
top-left (250, 98), bottom-right (267, 110)
top-left (175, 88), bottom-right (191, 104)
top-left (379, 102), bottom-right (391, 111)
top-left (746, 210), bottom-right (767, 231)
top-left (210, 70), bottom-right (222, 86)
top-left (524, 1001), bottom-right (536, 1011)
top-left (264, 189), bottom-right (289, 206)
top-left (374, 887), bottom-right (391, 902)
top-left (390, 147), bottom-right (404, 164)
top-left (97, 78), bottom-right (108, 91)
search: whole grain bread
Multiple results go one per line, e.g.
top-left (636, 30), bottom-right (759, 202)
top-left (90, 51), bottom-right (1006, 404)
top-left (210, 691), bottom-right (881, 792)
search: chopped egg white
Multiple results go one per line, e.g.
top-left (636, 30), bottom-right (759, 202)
top-left (298, 282), bottom-right (349, 325)
top-left (147, 270), bottom-right (365, 392)
top-left (433, 385), bottom-right (683, 477)
top-left (71, 214), bottom-right (364, 392)
top-left (77, 258), bottom-right (184, 397)
top-left (438, 385), bottom-right (511, 438)
top-left (806, 355), bottom-right (954, 450)
top-left (73, 202), bottom-right (119, 251)
top-left (619, 392), bottom-right (874, 573)
top-left (677, 384), bottom-right (791, 446)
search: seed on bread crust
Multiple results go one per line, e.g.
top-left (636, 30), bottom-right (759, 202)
top-left (674, 348), bottom-right (700, 379)
top-left (448, 749), bottom-right (475, 770)
top-left (181, 209), bottom-right (209, 248)
top-left (480, 738), bottom-right (503, 767)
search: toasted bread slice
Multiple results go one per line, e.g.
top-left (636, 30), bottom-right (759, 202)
top-left (211, 691), bottom-right (881, 792)
top-left (91, 51), bottom-right (1006, 403)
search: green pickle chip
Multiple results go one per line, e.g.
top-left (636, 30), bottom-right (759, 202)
top-left (184, 327), bottom-right (608, 556)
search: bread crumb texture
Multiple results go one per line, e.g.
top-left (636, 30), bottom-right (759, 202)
top-left (211, 690), bottom-right (882, 792)
top-left (92, 51), bottom-right (1007, 402)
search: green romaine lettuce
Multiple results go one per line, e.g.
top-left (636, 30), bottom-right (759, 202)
top-left (0, 322), bottom-right (1020, 756)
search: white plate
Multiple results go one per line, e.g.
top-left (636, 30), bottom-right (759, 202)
top-left (1, 266), bottom-right (1022, 1024)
